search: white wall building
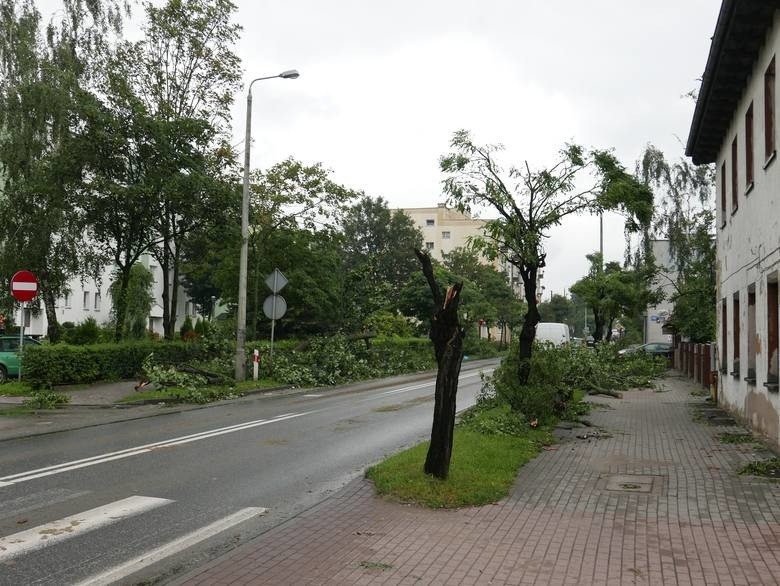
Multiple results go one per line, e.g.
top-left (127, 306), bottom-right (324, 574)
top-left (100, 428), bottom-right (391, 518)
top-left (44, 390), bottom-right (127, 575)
top-left (17, 254), bottom-right (201, 337)
top-left (687, 0), bottom-right (780, 447)
top-left (645, 240), bottom-right (676, 344)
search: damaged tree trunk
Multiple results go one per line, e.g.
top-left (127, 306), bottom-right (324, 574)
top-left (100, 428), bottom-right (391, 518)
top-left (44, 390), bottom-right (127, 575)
top-left (415, 249), bottom-right (465, 480)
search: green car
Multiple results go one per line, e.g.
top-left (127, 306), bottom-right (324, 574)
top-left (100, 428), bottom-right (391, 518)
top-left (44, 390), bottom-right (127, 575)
top-left (0, 336), bottom-right (41, 383)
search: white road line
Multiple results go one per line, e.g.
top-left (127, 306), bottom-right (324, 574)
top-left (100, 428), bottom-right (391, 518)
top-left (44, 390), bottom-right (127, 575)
top-left (379, 369), bottom-right (488, 397)
top-left (0, 496), bottom-right (172, 563)
top-left (0, 412), bottom-right (311, 488)
top-left (73, 507), bottom-right (267, 586)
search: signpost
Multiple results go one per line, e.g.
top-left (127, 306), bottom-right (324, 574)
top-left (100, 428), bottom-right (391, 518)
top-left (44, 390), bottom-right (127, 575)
top-left (263, 269), bottom-right (288, 367)
top-left (10, 270), bottom-right (39, 381)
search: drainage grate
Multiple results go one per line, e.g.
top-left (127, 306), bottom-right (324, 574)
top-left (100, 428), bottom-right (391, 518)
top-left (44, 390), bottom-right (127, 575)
top-left (604, 475), bottom-right (655, 493)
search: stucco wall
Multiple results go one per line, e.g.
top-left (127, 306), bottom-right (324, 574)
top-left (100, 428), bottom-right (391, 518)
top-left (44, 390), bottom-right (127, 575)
top-left (715, 12), bottom-right (780, 447)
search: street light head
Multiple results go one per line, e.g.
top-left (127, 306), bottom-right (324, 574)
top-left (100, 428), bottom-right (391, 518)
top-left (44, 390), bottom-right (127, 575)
top-left (279, 69), bottom-right (300, 79)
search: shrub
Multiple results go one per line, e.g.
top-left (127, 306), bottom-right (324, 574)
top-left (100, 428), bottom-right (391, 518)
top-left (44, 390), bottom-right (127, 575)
top-left (263, 334), bottom-right (435, 387)
top-left (64, 317), bottom-right (102, 345)
top-left (482, 340), bottom-right (665, 423)
top-left (22, 391), bottom-right (71, 409)
top-left (23, 340), bottom-right (213, 388)
top-left (462, 335), bottom-right (502, 359)
top-left (364, 310), bottom-right (413, 337)
top-left (180, 315), bottom-right (194, 339)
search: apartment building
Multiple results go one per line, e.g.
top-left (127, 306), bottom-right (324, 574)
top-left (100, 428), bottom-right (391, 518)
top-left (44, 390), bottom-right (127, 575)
top-left (645, 240), bottom-right (676, 344)
top-left (16, 255), bottom-right (201, 337)
top-left (686, 0), bottom-right (780, 446)
top-left (400, 204), bottom-right (542, 299)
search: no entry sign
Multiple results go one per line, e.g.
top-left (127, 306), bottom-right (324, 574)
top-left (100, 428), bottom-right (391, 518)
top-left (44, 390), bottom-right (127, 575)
top-left (10, 270), bottom-right (38, 302)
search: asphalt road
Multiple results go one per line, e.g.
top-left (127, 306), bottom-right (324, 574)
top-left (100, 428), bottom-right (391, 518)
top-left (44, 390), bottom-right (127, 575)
top-left (0, 359), bottom-right (498, 585)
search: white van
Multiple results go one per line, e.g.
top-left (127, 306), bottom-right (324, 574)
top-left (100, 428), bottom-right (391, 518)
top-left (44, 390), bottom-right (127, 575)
top-left (535, 322), bottom-right (570, 346)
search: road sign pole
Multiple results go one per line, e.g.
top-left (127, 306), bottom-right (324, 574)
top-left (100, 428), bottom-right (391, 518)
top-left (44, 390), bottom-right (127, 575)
top-left (18, 301), bottom-right (24, 382)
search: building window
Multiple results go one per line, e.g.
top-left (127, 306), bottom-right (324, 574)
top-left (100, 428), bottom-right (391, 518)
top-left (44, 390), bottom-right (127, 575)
top-left (426, 219), bottom-right (434, 226)
top-left (767, 279), bottom-right (779, 388)
top-left (745, 102), bottom-right (754, 188)
top-left (720, 298), bottom-right (727, 374)
top-left (64, 293), bottom-right (71, 309)
top-left (747, 287), bottom-right (756, 383)
top-left (720, 162), bottom-right (726, 227)
top-left (442, 231), bottom-right (451, 239)
top-left (732, 293), bottom-right (740, 376)
top-left (83, 291), bottom-right (90, 310)
top-left (765, 56), bottom-right (775, 162)
top-left (94, 292), bottom-right (101, 312)
top-left (731, 137), bottom-right (738, 213)
top-left (425, 242), bottom-right (434, 251)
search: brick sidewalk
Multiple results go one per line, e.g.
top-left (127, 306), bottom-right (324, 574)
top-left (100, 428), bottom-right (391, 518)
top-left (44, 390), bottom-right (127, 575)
top-left (173, 374), bottom-right (780, 585)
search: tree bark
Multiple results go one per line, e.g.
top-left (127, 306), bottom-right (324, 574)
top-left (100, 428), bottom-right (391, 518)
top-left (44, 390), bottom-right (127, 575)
top-left (43, 288), bottom-right (61, 343)
top-left (593, 308), bottom-right (605, 342)
top-left (415, 249), bottom-right (464, 480)
top-left (517, 265), bottom-right (541, 385)
top-left (113, 267), bottom-right (131, 342)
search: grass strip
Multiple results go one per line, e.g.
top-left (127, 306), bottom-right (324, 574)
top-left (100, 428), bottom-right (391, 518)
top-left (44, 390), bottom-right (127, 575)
top-left (366, 421), bottom-right (551, 508)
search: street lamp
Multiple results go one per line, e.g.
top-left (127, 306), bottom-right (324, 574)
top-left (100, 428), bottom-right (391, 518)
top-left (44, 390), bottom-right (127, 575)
top-left (235, 69), bottom-right (299, 381)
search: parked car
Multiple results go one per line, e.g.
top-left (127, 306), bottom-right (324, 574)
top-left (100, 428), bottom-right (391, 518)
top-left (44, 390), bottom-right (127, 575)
top-left (0, 336), bottom-right (41, 383)
top-left (617, 342), bottom-right (673, 359)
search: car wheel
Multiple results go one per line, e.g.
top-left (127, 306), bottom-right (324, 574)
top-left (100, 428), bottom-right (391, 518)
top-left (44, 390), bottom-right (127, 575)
top-left (0, 365), bottom-right (7, 384)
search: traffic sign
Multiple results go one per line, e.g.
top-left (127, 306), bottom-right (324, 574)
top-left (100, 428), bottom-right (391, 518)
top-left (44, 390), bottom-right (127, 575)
top-left (263, 294), bottom-right (287, 320)
top-left (10, 270), bottom-right (38, 302)
top-left (265, 269), bottom-right (288, 294)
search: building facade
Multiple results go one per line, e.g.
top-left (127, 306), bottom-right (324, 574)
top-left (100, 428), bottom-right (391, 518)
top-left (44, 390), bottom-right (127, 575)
top-left (645, 240), bottom-right (676, 344)
top-left (400, 204), bottom-right (542, 300)
top-left (687, 0), bottom-right (780, 447)
top-left (17, 254), bottom-right (201, 338)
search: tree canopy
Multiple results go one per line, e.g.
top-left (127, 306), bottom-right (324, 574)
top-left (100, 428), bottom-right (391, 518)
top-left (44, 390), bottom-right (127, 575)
top-left (441, 129), bottom-right (653, 383)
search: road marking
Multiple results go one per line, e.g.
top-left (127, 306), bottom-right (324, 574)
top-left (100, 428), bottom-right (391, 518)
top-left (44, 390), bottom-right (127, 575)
top-left (73, 507), bottom-right (267, 586)
top-left (302, 394), bottom-right (322, 397)
top-left (0, 496), bottom-right (172, 562)
top-left (379, 369), bottom-right (489, 397)
top-left (0, 412), bottom-right (311, 488)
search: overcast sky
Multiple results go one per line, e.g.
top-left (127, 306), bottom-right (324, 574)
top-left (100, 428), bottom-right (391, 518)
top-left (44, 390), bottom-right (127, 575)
top-left (229, 0), bottom-right (721, 296)
top-left (36, 0), bottom-right (721, 295)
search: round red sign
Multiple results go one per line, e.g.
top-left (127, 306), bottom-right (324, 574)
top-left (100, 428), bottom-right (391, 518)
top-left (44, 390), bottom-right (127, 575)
top-left (10, 270), bottom-right (38, 302)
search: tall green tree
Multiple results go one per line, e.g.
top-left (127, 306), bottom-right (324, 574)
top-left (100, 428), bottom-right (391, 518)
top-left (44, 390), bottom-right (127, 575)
top-left (180, 158), bottom-right (357, 335)
top-left (571, 253), bottom-right (660, 342)
top-left (341, 195), bottom-right (423, 327)
top-left (0, 0), bottom-right (126, 341)
top-left (442, 247), bottom-right (521, 344)
top-left (441, 130), bottom-right (653, 384)
top-left (638, 145), bottom-right (715, 342)
top-left (112, 0), bottom-right (242, 339)
top-left (109, 263), bottom-right (154, 339)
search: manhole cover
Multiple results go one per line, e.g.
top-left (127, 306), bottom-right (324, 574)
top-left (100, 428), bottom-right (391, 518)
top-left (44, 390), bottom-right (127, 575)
top-left (605, 475), bottom-right (655, 493)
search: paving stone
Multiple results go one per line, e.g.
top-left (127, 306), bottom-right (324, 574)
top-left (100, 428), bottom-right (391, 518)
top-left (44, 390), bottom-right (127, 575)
top-left (171, 374), bottom-right (780, 585)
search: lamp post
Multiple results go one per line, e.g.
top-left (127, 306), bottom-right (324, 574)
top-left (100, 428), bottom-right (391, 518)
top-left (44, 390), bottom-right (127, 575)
top-left (235, 69), bottom-right (299, 381)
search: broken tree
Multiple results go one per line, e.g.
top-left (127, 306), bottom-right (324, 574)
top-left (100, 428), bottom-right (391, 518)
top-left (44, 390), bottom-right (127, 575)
top-left (415, 249), bottom-right (465, 480)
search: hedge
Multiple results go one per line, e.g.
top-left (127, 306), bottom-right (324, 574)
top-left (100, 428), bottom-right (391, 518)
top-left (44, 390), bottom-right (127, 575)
top-left (23, 341), bottom-right (211, 388)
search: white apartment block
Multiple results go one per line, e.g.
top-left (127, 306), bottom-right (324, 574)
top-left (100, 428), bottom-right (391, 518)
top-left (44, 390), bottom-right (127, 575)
top-left (645, 240), bottom-right (675, 344)
top-left (687, 0), bottom-right (780, 447)
top-left (17, 255), bottom-right (201, 337)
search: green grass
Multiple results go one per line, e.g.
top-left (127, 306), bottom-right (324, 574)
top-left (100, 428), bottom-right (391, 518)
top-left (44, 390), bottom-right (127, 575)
top-left (717, 432), bottom-right (755, 444)
top-left (366, 421), bottom-right (551, 508)
top-left (0, 381), bottom-right (37, 396)
top-left (738, 458), bottom-right (780, 478)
